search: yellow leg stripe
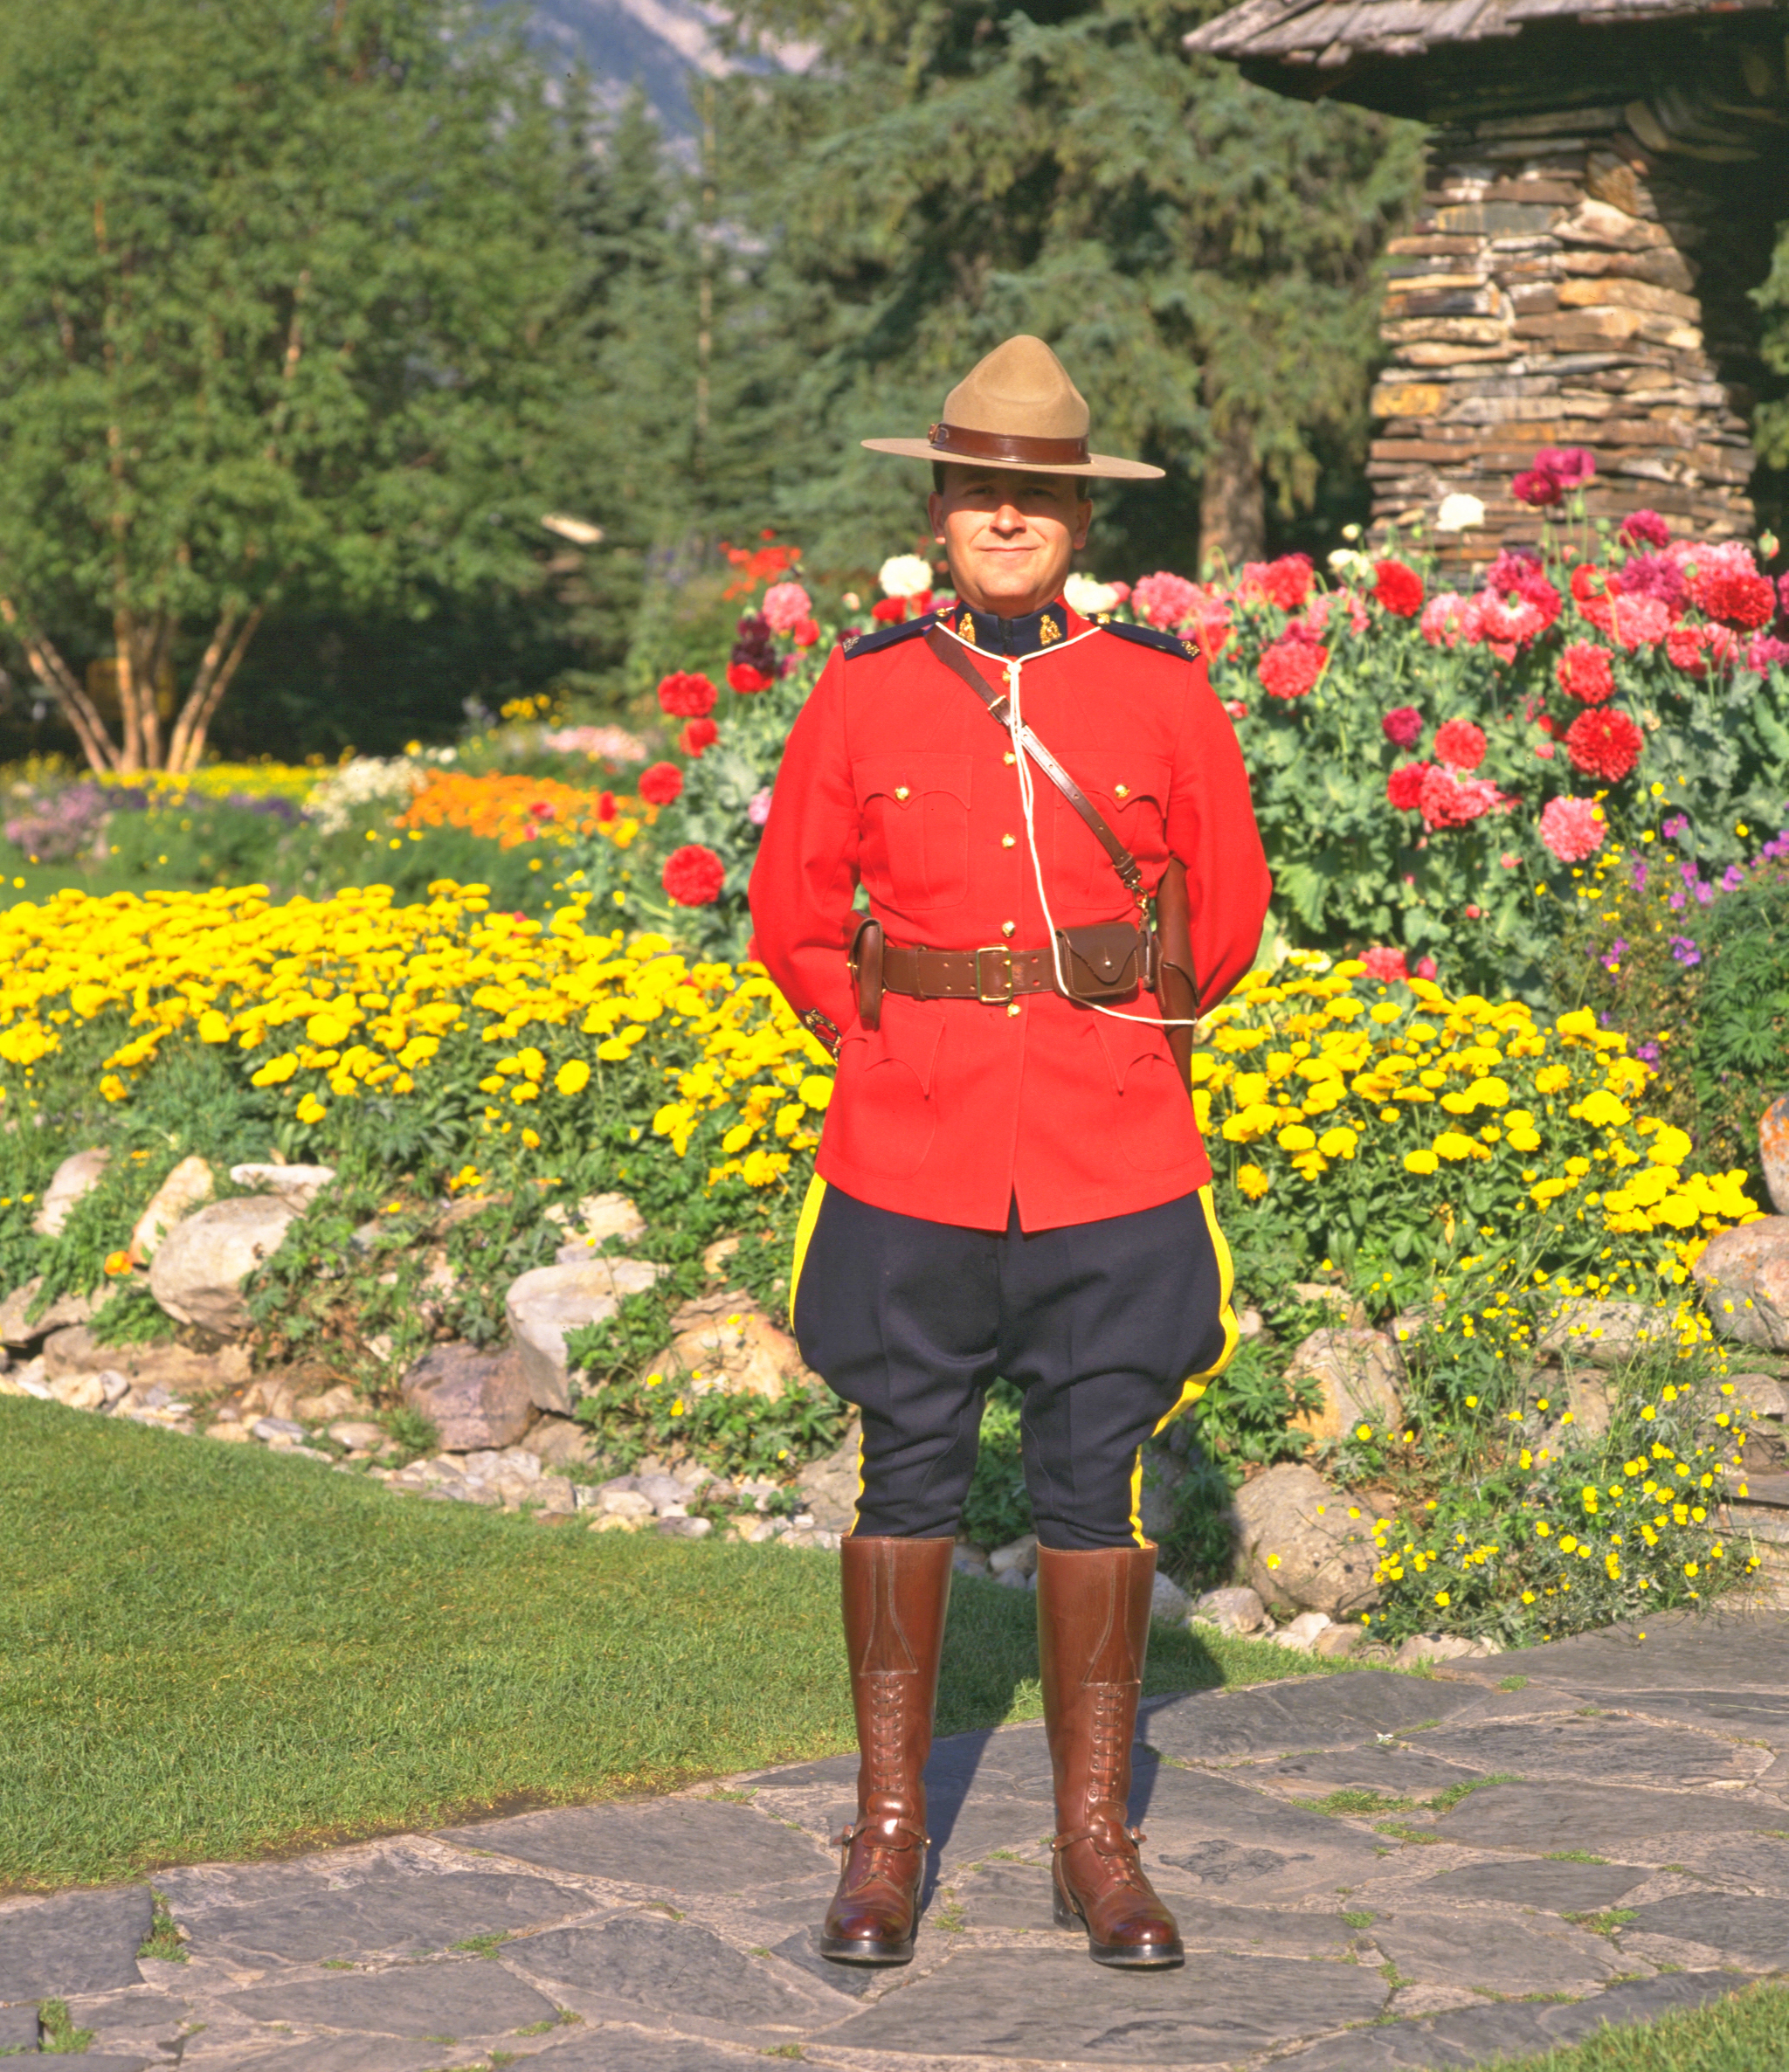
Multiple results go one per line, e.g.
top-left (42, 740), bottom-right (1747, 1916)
top-left (787, 1172), bottom-right (828, 1331)
top-left (851, 1426), bottom-right (865, 1538)
top-left (1151, 1183), bottom-right (1241, 1441)
top-left (1129, 1445), bottom-right (1148, 1548)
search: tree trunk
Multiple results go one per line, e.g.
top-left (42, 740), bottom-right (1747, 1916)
top-left (1198, 414), bottom-right (1265, 577)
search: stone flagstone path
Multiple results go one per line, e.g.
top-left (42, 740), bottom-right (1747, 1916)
top-left (7, 1612), bottom-right (1789, 2070)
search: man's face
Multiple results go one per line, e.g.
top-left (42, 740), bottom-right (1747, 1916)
top-left (927, 466), bottom-right (1092, 617)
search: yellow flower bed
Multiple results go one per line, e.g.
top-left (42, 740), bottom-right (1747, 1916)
top-left (95, 762), bottom-right (318, 802)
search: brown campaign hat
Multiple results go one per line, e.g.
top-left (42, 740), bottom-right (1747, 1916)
top-left (862, 334), bottom-right (1164, 482)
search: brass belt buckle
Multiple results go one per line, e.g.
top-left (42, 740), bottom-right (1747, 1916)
top-left (974, 944), bottom-right (1014, 1004)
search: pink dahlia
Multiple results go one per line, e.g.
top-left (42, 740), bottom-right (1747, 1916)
top-left (1258, 637), bottom-right (1327, 700)
top-left (1419, 591), bottom-right (1472, 649)
top-left (1748, 633), bottom-right (1789, 674)
top-left (1565, 706), bottom-right (1644, 782)
top-left (1512, 469), bottom-right (1563, 508)
top-left (1132, 570), bottom-right (1200, 630)
top-left (1387, 763), bottom-right (1430, 812)
top-left (1557, 644), bottom-right (1615, 705)
top-left (1539, 795), bottom-right (1606, 864)
top-left (1607, 592), bottom-right (1672, 651)
top-left (1360, 945), bottom-right (1409, 983)
top-left (1433, 718), bottom-right (1488, 772)
top-left (761, 581), bottom-right (814, 632)
top-left (1666, 625), bottom-right (1710, 676)
top-left (1419, 767), bottom-right (1508, 831)
top-left (1239, 555), bottom-right (1314, 611)
top-left (1535, 446), bottom-right (1596, 489)
top-left (1619, 509), bottom-right (1670, 549)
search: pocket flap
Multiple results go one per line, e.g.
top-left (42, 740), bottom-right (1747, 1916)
top-left (853, 753), bottom-right (973, 810)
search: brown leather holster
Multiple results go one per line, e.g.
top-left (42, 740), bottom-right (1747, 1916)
top-left (850, 915), bottom-right (885, 1031)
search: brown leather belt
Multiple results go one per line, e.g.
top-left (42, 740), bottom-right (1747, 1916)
top-left (881, 942), bottom-right (1068, 1005)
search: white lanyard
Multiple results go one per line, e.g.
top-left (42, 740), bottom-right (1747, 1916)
top-left (934, 623), bottom-right (1199, 1033)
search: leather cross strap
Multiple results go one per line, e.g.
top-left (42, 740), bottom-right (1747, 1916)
top-left (924, 629), bottom-right (1144, 903)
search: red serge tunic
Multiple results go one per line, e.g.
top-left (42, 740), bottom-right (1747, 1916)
top-left (748, 598), bottom-right (1271, 1233)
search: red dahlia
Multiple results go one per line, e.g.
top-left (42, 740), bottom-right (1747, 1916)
top-left (1564, 707), bottom-right (1643, 782)
top-left (1257, 637), bottom-right (1327, 700)
top-left (656, 670), bottom-right (717, 719)
top-left (1556, 643), bottom-right (1615, 705)
top-left (726, 662), bottom-right (774, 694)
top-left (1696, 570), bottom-right (1777, 631)
top-left (1386, 762), bottom-right (1431, 812)
top-left (1381, 705), bottom-right (1423, 749)
top-left (1254, 554), bottom-right (1315, 610)
top-left (1433, 718), bottom-right (1487, 771)
top-left (639, 761), bottom-right (684, 807)
top-left (662, 844), bottom-right (726, 908)
top-left (680, 717), bottom-right (719, 757)
top-left (1374, 561), bottom-right (1424, 618)
top-left (597, 791), bottom-right (618, 823)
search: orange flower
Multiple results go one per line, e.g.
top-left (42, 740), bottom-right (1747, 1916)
top-left (397, 772), bottom-right (631, 850)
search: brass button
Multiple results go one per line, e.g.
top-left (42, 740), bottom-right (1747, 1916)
top-left (1003, 750), bottom-right (1016, 765)
top-left (1006, 1001), bottom-right (1022, 1018)
top-left (894, 785), bottom-right (910, 801)
top-left (1115, 784), bottom-right (1129, 798)
top-left (1001, 833), bottom-right (1016, 849)
top-left (1001, 921), bottom-right (1016, 938)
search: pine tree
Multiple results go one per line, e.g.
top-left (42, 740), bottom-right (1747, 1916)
top-left (718, 0), bottom-right (1425, 579)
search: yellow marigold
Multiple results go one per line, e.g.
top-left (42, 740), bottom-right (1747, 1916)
top-left (1404, 1149), bottom-right (1440, 1175)
top-left (555, 1058), bottom-right (591, 1095)
top-left (1237, 1164), bottom-right (1270, 1200)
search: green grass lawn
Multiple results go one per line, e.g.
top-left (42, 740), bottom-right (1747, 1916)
top-left (0, 1396), bottom-right (1338, 1892)
top-left (1494, 1982), bottom-right (1789, 2072)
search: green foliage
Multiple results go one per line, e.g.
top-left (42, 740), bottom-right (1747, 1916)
top-left (89, 1280), bottom-right (176, 1348)
top-left (717, 0), bottom-right (1424, 576)
top-left (137, 1891), bottom-right (188, 1963)
top-left (35, 1999), bottom-right (93, 2054)
top-left (572, 1368), bottom-right (849, 1483)
top-left (0, 0), bottom-right (589, 770)
top-left (961, 1381), bottom-right (1033, 1551)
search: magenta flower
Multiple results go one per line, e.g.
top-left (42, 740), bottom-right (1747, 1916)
top-left (1511, 469), bottom-right (1563, 509)
top-left (1381, 705), bottom-right (1423, 749)
top-left (1359, 945), bottom-right (1408, 983)
top-left (1620, 510), bottom-right (1670, 549)
top-left (1539, 794), bottom-right (1606, 864)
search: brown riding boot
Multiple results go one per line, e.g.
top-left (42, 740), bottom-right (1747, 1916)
top-left (1037, 1542), bottom-right (1185, 1969)
top-left (819, 1534), bottom-right (954, 1965)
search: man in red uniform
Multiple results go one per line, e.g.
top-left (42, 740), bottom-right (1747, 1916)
top-left (749, 335), bottom-right (1270, 1974)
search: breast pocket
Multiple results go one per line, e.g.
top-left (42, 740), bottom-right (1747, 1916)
top-left (853, 753), bottom-right (972, 911)
top-left (1067, 758), bottom-right (1171, 898)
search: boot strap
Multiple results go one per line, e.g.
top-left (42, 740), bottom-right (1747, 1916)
top-left (833, 1814), bottom-right (927, 1861)
top-left (1053, 1820), bottom-right (1144, 1858)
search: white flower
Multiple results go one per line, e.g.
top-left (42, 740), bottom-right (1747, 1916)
top-left (304, 757), bottom-right (426, 835)
top-left (1064, 572), bottom-right (1122, 616)
top-left (878, 554), bottom-right (935, 600)
top-left (1328, 548), bottom-right (1373, 580)
top-left (1436, 494), bottom-right (1487, 533)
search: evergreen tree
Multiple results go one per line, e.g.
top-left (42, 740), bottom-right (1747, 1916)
top-left (718, 0), bottom-right (1424, 579)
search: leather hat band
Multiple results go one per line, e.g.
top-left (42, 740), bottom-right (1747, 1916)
top-left (927, 422), bottom-right (1091, 467)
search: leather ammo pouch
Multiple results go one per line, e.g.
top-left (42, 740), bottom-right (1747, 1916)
top-left (1056, 918), bottom-right (1152, 1002)
top-left (849, 915), bottom-right (885, 1030)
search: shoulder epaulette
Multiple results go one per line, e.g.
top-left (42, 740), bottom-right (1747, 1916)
top-left (1100, 618), bottom-right (1202, 663)
top-left (839, 611), bottom-right (939, 660)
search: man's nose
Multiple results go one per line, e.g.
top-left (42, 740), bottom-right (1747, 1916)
top-left (989, 502), bottom-right (1028, 534)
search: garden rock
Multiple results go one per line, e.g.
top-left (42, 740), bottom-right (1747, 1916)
top-left (1537, 1297), bottom-right (1671, 1367)
top-left (1395, 1632), bottom-right (1501, 1666)
top-left (634, 1471), bottom-right (691, 1511)
top-left (127, 1154), bottom-right (214, 1264)
top-left (1274, 1611), bottom-right (1333, 1652)
top-left (987, 1534), bottom-right (1038, 1579)
top-left (1151, 1571), bottom-right (1192, 1623)
top-left (660, 1288), bottom-right (812, 1402)
top-left (1289, 1281), bottom-right (1367, 1327)
top-left (229, 1162), bottom-right (336, 1208)
top-left (148, 1195), bottom-right (300, 1335)
top-left (794, 1417), bottom-right (863, 1534)
top-left (327, 1419), bottom-right (386, 1450)
top-left (543, 1190), bottom-right (646, 1248)
top-left (520, 1412), bottom-right (597, 1471)
top-left (49, 1370), bottom-right (111, 1411)
top-left (701, 1233), bottom-right (741, 1278)
top-left (1693, 1219), bottom-right (1789, 1351)
top-left (1285, 1328), bottom-right (1403, 1445)
top-left (1233, 1462), bottom-right (1384, 1619)
top-left (254, 1417), bottom-right (306, 1442)
top-left (294, 1383), bottom-right (359, 1422)
top-left (1315, 1622), bottom-right (1369, 1658)
top-left (659, 1515), bottom-right (713, 1538)
top-left (401, 1342), bottom-right (534, 1452)
top-left (41, 1325), bottom-right (248, 1394)
top-left (1761, 1095), bottom-right (1789, 1217)
top-left (0, 1277), bottom-right (96, 1349)
top-left (597, 1488), bottom-right (653, 1519)
top-left (505, 1257), bottom-right (671, 1412)
top-left (32, 1145), bottom-right (110, 1235)
top-left (1192, 1585), bottom-right (1268, 1634)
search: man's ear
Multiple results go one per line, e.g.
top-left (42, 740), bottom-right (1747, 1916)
top-left (1072, 498), bottom-right (1093, 552)
top-left (927, 490), bottom-right (945, 543)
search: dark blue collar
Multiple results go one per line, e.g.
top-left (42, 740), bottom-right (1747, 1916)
top-left (940, 597), bottom-right (1077, 657)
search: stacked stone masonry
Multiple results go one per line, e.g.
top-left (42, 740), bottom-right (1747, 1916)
top-left (1371, 104), bottom-right (1761, 565)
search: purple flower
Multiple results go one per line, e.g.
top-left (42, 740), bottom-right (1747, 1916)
top-left (1722, 864), bottom-right (1744, 892)
top-left (1634, 1041), bottom-right (1661, 1064)
top-left (1668, 889), bottom-right (1687, 911)
top-left (1616, 553), bottom-right (1686, 609)
top-left (1696, 881), bottom-right (1714, 904)
top-left (1680, 861), bottom-right (1700, 886)
top-left (1662, 813), bottom-right (1689, 841)
top-left (746, 786), bottom-right (774, 827)
top-left (1629, 860), bottom-right (1647, 891)
top-left (1669, 936), bottom-right (1702, 966)
top-left (1600, 937), bottom-right (1628, 971)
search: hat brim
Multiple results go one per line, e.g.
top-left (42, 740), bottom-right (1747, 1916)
top-left (861, 437), bottom-right (1164, 482)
